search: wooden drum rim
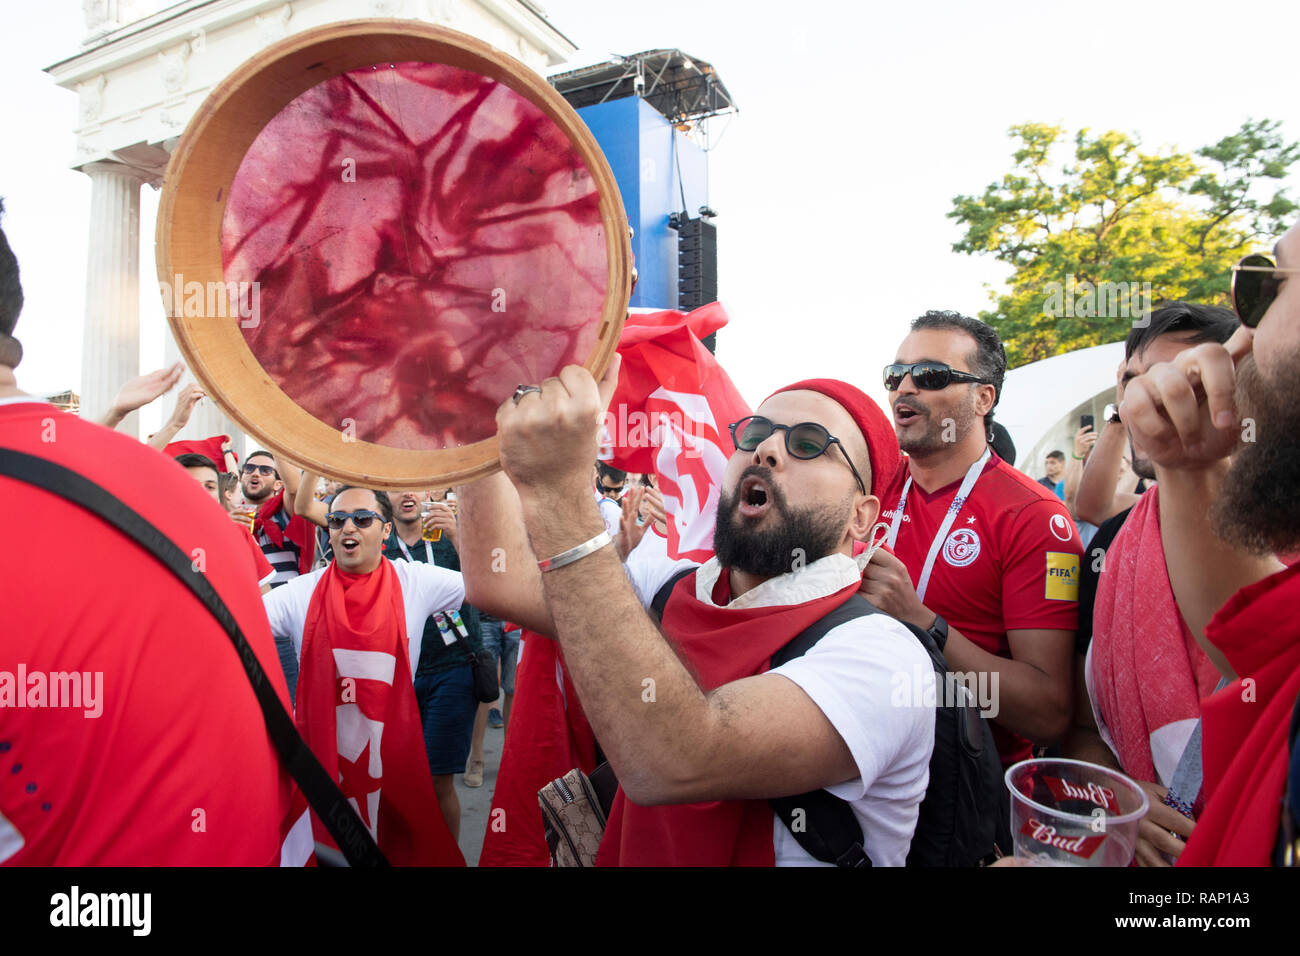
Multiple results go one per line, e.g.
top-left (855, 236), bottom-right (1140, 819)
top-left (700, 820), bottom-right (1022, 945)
top-left (156, 18), bottom-right (632, 489)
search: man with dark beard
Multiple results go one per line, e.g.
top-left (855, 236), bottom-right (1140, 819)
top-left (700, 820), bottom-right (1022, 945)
top-left (1064, 303), bottom-right (1237, 866)
top-left (1120, 223), bottom-right (1300, 865)
top-left (456, 367), bottom-right (937, 866)
top-left (861, 311), bottom-right (1081, 768)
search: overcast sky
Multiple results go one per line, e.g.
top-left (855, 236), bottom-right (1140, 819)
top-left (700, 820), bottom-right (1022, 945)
top-left (4, 0), bottom-right (1299, 437)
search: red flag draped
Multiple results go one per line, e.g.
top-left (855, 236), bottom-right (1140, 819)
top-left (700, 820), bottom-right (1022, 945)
top-left (478, 632), bottom-right (597, 866)
top-left (295, 560), bottom-right (464, 865)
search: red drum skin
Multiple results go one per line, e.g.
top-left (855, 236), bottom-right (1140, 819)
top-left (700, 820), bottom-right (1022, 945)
top-left (222, 61), bottom-right (607, 449)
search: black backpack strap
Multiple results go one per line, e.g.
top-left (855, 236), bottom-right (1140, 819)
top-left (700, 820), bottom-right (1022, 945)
top-left (650, 567), bottom-right (696, 623)
top-left (771, 593), bottom-right (880, 666)
top-left (0, 448), bottom-right (388, 867)
top-left (769, 594), bottom-right (879, 867)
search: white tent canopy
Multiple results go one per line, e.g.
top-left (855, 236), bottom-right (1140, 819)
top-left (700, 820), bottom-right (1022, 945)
top-left (997, 341), bottom-right (1127, 476)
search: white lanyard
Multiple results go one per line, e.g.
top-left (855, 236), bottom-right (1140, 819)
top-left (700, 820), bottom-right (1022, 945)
top-left (885, 447), bottom-right (990, 603)
top-left (395, 535), bottom-right (433, 564)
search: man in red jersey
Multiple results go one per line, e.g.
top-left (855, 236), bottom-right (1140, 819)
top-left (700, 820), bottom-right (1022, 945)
top-left (0, 198), bottom-right (301, 865)
top-left (1121, 220), bottom-right (1300, 865)
top-left (861, 311), bottom-right (1080, 766)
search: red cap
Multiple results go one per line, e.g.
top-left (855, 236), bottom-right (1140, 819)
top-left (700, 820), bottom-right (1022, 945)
top-left (765, 379), bottom-right (900, 495)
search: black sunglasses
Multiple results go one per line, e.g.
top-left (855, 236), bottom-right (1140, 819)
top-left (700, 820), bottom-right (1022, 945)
top-left (242, 463), bottom-right (278, 478)
top-left (325, 510), bottom-right (383, 531)
top-left (1231, 254), bottom-right (1300, 328)
top-left (728, 415), bottom-right (867, 495)
top-left (883, 362), bottom-right (989, 392)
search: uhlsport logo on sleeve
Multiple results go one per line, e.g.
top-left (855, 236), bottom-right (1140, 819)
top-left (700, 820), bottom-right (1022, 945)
top-left (1045, 551), bottom-right (1080, 601)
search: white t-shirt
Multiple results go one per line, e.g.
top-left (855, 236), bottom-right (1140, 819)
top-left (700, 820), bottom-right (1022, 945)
top-left (262, 558), bottom-right (465, 680)
top-left (623, 546), bottom-right (936, 867)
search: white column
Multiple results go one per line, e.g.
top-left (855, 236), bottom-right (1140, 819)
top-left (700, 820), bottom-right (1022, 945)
top-left (80, 160), bottom-right (146, 436)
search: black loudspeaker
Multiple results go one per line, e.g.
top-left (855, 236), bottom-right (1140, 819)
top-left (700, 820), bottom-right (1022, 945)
top-left (677, 217), bottom-right (718, 352)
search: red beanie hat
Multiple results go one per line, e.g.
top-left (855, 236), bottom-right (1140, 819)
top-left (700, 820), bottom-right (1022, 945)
top-left (766, 379), bottom-right (901, 495)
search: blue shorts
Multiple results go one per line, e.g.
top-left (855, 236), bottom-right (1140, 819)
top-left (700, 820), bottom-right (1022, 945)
top-left (477, 618), bottom-right (520, 695)
top-left (275, 632), bottom-right (299, 704)
top-left (413, 664), bottom-right (478, 776)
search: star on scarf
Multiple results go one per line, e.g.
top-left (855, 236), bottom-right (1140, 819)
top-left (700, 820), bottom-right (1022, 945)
top-left (337, 740), bottom-right (381, 829)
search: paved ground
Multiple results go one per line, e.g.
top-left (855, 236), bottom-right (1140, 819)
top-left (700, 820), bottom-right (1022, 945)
top-left (455, 720), bottom-right (505, 866)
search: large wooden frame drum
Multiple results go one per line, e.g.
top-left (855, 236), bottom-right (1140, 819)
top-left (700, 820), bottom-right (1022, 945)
top-left (157, 19), bottom-right (632, 489)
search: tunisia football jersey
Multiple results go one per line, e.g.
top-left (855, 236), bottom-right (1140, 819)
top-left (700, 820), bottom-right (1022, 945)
top-left (0, 398), bottom-right (296, 864)
top-left (879, 451), bottom-right (1082, 765)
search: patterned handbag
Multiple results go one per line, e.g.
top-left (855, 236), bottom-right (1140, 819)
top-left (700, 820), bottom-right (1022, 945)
top-left (538, 767), bottom-right (611, 867)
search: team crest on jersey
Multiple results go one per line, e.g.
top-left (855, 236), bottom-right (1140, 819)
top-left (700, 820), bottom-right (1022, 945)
top-left (943, 528), bottom-right (981, 567)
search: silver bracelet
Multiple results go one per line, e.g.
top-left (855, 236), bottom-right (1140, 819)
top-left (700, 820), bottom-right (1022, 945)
top-left (538, 530), bottom-right (614, 572)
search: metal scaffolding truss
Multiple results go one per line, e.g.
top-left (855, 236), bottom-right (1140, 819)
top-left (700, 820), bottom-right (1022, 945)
top-left (550, 49), bottom-right (737, 125)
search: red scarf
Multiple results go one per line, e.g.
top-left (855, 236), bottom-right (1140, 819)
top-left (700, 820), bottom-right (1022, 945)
top-left (1091, 488), bottom-right (1220, 787)
top-left (253, 488), bottom-right (316, 575)
top-left (595, 567), bottom-right (861, 866)
top-left (295, 559), bottom-right (464, 865)
top-left (479, 633), bottom-right (599, 866)
top-left (1178, 560), bottom-right (1300, 866)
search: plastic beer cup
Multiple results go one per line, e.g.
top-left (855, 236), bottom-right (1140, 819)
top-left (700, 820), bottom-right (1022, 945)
top-left (1004, 758), bottom-right (1149, 866)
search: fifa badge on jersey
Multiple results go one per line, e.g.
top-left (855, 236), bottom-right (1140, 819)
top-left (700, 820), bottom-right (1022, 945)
top-left (1044, 552), bottom-right (1080, 601)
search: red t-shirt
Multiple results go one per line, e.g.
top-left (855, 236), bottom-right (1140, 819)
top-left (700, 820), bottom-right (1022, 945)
top-left (0, 400), bottom-right (294, 864)
top-left (880, 453), bottom-right (1082, 765)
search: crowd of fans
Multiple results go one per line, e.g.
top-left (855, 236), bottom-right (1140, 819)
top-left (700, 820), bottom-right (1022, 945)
top-left (2, 194), bottom-right (1298, 868)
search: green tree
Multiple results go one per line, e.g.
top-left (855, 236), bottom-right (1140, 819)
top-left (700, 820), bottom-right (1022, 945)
top-left (949, 120), bottom-right (1298, 367)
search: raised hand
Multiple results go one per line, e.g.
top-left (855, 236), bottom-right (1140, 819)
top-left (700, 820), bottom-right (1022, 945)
top-left (166, 382), bottom-right (205, 430)
top-left (616, 485), bottom-right (649, 560)
top-left (1119, 327), bottom-right (1254, 472)
top-left (497, 356), bottom-right (622, 506)
top-left (100, 361), bottom-right (184, 428)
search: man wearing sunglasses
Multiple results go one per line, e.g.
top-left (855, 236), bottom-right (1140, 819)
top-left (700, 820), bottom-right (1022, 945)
top-left (1118, 223), bottom-right (1300, 865)
top-left (241, 451), bottom-right (317, 589)
top-left (457, 360), bottom-right (940, 866)
top-left (864, 310), bottom-right (1081, 769)
top-left (261, 486), bottom-right (468, 864)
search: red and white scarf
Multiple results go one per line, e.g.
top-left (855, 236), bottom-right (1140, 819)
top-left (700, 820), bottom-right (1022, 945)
top-left (294, 559), bottom-right (464, 865)
top-left (1090, 487), bottom-right (1221, 789)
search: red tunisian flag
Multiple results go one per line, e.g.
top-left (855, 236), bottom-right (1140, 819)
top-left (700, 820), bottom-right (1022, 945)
top-left (294, 560), bottom-right (464, 865)
top-left (602, 302), bottom-right (750, 561)
top-left (164, 435), bottom-right (235, 471)
top-left (478, 631), bottom-right (599, 866)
